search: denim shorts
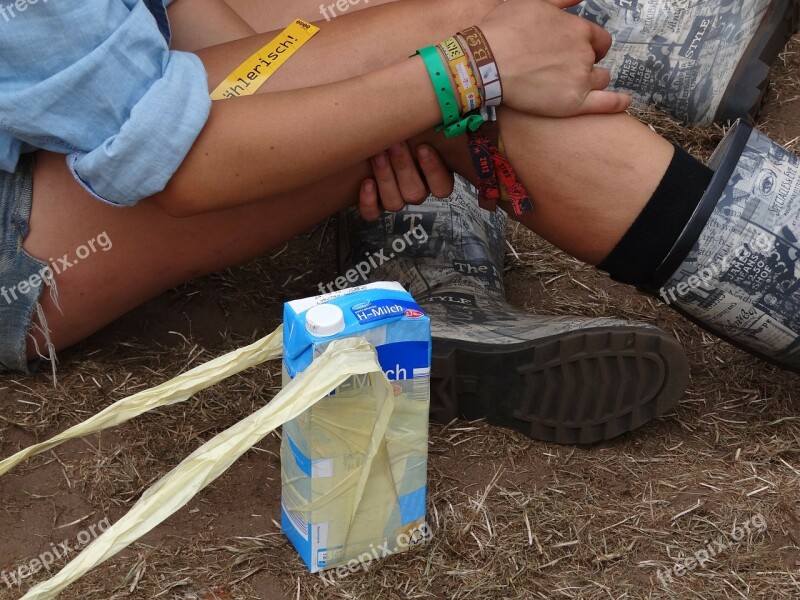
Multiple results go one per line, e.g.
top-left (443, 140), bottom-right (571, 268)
top-left (0, 156), bottom-right (50, 374)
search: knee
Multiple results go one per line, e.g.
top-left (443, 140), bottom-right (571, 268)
top-left (151, 170), bottom-right (224, 218)
top-left (151, 188), bottom-right (199, 219)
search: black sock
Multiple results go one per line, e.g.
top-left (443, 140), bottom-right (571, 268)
top-left (599, 145), bottom-right (714, 286)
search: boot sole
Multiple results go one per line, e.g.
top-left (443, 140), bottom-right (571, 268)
top-left (715, 0), bottom-right (800, 124)
top-left (430, 327), bottom-right (689, 445)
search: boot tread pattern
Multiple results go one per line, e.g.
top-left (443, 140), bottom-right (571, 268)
top-left (430, 329), bottom-right (690, 445)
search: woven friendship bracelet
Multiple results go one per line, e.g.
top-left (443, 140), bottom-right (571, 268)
top-left (458, 27), bottom-right (503, 107)
top-left (469, 126), bottom-right (534, 216)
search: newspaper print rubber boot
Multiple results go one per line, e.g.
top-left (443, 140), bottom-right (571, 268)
top-left (566, 0), bottom-right (800, 125)
top-left (646, 121), bottom-right (800, 371)
top-left (339, 175), bottom-right (690, 444)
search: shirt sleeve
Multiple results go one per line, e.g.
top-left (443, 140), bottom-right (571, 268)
top-left (0, 0), bottom-right (211, 206)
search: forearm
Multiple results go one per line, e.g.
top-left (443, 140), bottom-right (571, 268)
top-left (155, 56), bottom-right (444, 216)
top-left (201, 0), bottom-right (502, 93)
top-left (222, 0), bottom-right (400, 33)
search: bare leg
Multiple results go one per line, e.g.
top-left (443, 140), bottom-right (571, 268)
top-left (498, 110), bottom-right (674, 265)
top-left (23, 154), bottom-right (379, 353)
top-left (22, 0), bottom-right (672, 360)
top-left (24, 124), bottom-right (670, 360)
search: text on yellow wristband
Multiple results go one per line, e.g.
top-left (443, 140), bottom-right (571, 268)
top-left (210, 19), bottom-right (320, 100)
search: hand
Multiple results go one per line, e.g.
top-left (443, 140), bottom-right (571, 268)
top-left (359, 142), bottom-right (455, 221)
top-left (479, 0), bottom-right (631, 117)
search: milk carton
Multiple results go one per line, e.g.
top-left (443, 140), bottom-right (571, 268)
top-left (281, 282), bottom-right (431, 573)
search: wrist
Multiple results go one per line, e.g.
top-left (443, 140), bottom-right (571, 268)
top-left (415, 25), bottom-right (502, 138)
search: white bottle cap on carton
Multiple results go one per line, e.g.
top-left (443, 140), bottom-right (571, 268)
top-left (306, 303), bottom-right (345, 337)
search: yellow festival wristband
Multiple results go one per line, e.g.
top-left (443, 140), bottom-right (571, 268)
top-left (439, 37), bottom-right (481, 113)
top-left (210, 19), bottom-right (320, 100)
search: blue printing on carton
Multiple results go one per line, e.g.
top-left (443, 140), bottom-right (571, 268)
top-left (288, 436), bottom-right (312, 477)
top-left (281, 508), bottom-right (312, 568)
top-left (376, 341), bottom-right (429, 380)
top-left (352, 298), bottom-right (422, 325)
top-left (283, 287), bottom-right (430, 376)
top-left (397, 486), bottom-right (427, 524)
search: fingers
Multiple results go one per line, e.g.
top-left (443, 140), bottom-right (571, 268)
top-left (416, 145), bottom-right (454, 199)
top-left (545, 0), bottom-right (613, 61)
top-left (553, 2), bottom-right (614, 62)
top-left (362, 143), bottom-right (454, 220)
top-left (387, 143), bottom-right (429, 205)
top-left (358, 179), bottom-right (382, 222)
top-left (366, 144), bottom-right (424, 215)
top-left (585, 20), bottom-right (613, 61)
top-left (590, 66), bottom-right (612, 91)
top-left (370, 150), bottom-right (410, 213)
top-left (577, 89), bottom-right (632, 115)
top-left (567, 68), bottom-right (623, 116)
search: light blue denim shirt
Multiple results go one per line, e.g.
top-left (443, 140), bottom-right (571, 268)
top-left (0, 0), bottom-right (211, 206)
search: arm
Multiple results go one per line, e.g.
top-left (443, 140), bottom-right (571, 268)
top-left (155, 55), bottom-right (443, 217)
top-left (156, 0), bottom-right (628, 217)
top-left (0, 0), bottom-right (622, 216)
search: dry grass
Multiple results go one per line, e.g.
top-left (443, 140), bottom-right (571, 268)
top-left (0, 38), bottom-right (799, 600)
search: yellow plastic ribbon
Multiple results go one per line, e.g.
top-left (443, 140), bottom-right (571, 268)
top-left (1, 330), bottom-right (394, 600)
top-left (0, 327), bottom-right (284, 477)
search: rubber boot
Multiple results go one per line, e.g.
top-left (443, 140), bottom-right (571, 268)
top-left (567, 0), bottom-right (800, 125)
top-left (339, 176), bottom-right (690, 445)
top-left (646, 121), bottom-right (800, 371)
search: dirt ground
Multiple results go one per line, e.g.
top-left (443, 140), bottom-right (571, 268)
top-left (1, 38), bottom-right (799, 600)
